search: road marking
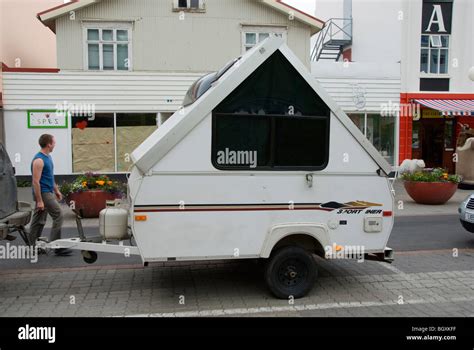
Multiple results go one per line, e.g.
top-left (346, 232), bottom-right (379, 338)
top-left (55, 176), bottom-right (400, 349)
top-left (120, 295), bottom-right (474, 318)
top-left (377, 261), bottom-right (409, 276)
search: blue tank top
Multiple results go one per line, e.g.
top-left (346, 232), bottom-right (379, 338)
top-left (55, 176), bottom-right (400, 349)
top-left (31, 152), bottom-right (55, 194)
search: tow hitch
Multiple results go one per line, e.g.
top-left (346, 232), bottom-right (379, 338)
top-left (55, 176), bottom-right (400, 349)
top-left (364, 247), bottom-right (394, 264)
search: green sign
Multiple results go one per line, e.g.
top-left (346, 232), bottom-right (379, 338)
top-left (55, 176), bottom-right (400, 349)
top-left (27, 110), bottom-right (69, 129)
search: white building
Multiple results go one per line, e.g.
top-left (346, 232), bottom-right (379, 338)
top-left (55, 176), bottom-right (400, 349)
top-left (399, 0), bottom-right (474, 173)
top-left (311, 0), bottom-right (402, 166)
top-left (311, 0), bottom-right (474, 168)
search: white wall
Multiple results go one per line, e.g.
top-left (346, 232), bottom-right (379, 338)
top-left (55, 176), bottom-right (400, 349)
top-left (314, 0), bottom-right (344, 21)
top-left (4, 111), bottom-right (72, 176)
top-left (313, 0), bottom-right (402, 64)
top-left (401, 0), bottom-right (474, 93)
top-left (351, 0), bottom-right (402, 63)
top-left (56, 0), bottom-right (313, 71)
top-left (312, 61), bottom-right (401, 112)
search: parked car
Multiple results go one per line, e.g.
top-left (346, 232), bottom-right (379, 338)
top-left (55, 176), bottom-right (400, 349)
top-left (459, 194), bottom-right (474, 233)
top-left (0, 142), bottom-right (33, 244)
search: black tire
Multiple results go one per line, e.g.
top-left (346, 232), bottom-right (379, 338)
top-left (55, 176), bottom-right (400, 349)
top-left (264, 246), bottom-right (317, 299)
top-left (82, 250), bottom-right (98, 264)
top-left (460, 220), bottom-right (474, 233)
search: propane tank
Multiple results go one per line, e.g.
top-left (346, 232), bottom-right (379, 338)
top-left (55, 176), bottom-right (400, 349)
top-left (99, 208), bottom-right (130, 240)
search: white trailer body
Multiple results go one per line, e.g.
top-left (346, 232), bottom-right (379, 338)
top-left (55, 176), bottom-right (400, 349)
top-left (129, 37), bottom-right (394, 263)
top-left (43, 37), bottom-right (395, 298)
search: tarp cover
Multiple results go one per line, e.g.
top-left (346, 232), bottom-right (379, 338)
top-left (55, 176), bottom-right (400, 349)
top-left (0, 143), bottom-right (17, 220)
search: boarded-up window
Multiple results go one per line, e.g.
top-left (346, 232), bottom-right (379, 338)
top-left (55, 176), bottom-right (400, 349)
top-left (116, 114), bottom-right (158, 172)
top-left (72, 114), bottom-right (115, 173)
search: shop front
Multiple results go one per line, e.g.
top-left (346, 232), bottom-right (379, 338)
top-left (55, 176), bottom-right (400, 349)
top-left (399, 93), bottom-right (474, 172)
top-left (1, 69), bottom-right (202, 176)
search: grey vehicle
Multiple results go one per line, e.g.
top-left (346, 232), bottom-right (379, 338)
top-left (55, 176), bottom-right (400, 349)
top-left (459, 194), bottom-right (474, 233)
top-left (0, 142), bottom-right (33, 244)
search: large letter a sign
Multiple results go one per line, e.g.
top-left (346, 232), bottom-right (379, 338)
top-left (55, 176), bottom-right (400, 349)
top-left (422, 1), bottom-right (453, 34)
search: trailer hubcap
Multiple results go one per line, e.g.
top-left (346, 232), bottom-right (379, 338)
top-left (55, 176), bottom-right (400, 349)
top-left (278, 259), bottom-right (307, 287)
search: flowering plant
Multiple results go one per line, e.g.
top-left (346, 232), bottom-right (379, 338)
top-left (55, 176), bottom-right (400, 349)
top-left (59, 172), bottom-right (127, 197)
top-left (401, 168), bottom-right (461, 184)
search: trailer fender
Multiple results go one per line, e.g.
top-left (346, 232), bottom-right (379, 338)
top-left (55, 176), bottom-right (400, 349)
top-left (260, 223), bottom-right (331, 258)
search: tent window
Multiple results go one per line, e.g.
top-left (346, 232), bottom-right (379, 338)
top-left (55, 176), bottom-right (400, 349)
top-left (213, 114), bottom-right (329, 170)
top-left (213, 115), bottom-right (271, 169)
top-left (212, 50), bottom-right (330, 171)
top-left (274, 117), bottom-right (329, 168)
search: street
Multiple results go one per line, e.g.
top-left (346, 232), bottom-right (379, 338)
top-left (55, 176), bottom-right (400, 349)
top-left (0, 214), bottom-right (473, 317)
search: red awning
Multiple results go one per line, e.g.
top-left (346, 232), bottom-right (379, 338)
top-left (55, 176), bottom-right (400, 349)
top-left (414, 99), bottom-right (474, 116)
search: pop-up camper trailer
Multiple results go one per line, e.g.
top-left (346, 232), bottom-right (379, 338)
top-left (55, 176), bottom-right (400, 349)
top-left (40, 36), bottom-right (395, 298)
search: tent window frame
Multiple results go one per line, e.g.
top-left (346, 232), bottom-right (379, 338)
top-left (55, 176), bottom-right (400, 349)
top-left (211, 112), bottom-right (330, 171)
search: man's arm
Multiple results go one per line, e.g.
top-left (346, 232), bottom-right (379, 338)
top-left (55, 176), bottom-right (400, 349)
top-left (32, 158), bottom-right (45, 210)
top-left (54, 182), bottom-right (63, 201)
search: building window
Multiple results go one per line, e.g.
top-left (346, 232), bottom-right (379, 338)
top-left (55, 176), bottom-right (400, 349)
top-left (72, 113), bottom-right (159, 173)
top-left (116, 114), bottom-right (159, 172)
top-left (242, 27), bottom-right (286, 53)
top-left (72, 114), bottom-right (115, 173)
top-left (84, 24), bottom-right (132, 71)
top-left (348, 113), bottom-right (396, 165)
top-left (420, 34), bottom-right (449, 75)
top-left (173, 0), bottom-right (205, 12)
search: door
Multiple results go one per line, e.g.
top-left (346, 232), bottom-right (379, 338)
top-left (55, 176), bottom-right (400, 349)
top-left (442, 118), bottom-right (456, 174)
top-left (421, 118), bottom-right (444, 168)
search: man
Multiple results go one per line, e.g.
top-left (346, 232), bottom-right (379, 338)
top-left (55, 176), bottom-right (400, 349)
top-left (29, 134), bottom-right (71, 256)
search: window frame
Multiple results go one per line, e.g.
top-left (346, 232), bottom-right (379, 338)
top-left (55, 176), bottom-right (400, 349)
top-left (70, 112), bottom-right (162, 174)
top-left (211, 112), bottom-right (330, 171)
top-left (172, 0), bottom-right (206, 12)
top-left (420, 34), bottom-right (450, 76)
top-left (241, 26), bottom-right (287, 53)
top-left (83, 22), bottom-right (133, 72)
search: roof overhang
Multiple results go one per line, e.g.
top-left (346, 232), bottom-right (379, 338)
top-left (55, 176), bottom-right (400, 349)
top-left (37, 0), bottom-right (99, 33)
top-left (37, 0), bottom-right (324, 34)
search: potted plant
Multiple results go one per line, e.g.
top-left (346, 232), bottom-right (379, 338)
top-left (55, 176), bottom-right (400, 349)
top-left (401, 168), bottom-right (462, 205)
top-left (60, 172), bottom-right (127, 218)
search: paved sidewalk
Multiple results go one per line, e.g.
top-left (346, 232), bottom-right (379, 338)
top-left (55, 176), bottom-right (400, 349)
top-left (0, 250), bottom-right (473, 317)
top-left (392, 180), bottom-right (471, 217)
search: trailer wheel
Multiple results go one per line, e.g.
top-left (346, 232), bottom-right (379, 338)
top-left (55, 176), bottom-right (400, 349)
top-left (264, 246), bottom-right (317, 299)
top-left (81, 250), bottom-right (98, 264)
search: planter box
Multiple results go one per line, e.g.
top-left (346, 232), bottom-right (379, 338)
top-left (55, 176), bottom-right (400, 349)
top-left (67, 191), bottom-right (122, 218)
top-left (403, 181), bottom-right (457, 205)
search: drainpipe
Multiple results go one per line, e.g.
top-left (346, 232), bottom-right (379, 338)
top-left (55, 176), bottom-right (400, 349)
top-left (343, 0), bottom-right (352, 41)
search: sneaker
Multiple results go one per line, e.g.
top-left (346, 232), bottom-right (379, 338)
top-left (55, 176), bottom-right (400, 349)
top-left (54, 248), bottom-right (73, 256)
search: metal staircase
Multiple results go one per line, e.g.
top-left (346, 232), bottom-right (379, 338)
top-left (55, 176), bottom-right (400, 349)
top-left (311, 18), bottom-right (353, 61)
